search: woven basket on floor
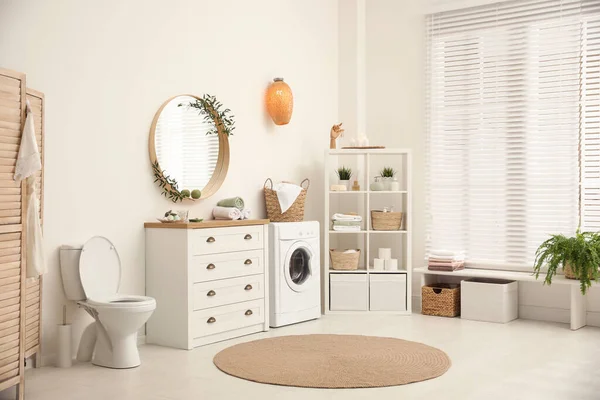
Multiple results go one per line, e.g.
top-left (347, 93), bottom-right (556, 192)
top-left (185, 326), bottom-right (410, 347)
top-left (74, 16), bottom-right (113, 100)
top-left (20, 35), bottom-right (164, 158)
top-left (330, 249), bottom-right (361, 270)
top-left (264, 178), bottom-right (309, 222)
top-left (371, 210), bottom-right (403, 231)
top-left (422, 283), bottom-right (460, 317)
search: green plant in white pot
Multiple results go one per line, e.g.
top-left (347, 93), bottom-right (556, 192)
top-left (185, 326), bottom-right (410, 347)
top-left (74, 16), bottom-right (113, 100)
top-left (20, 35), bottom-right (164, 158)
top-left (335, 166), bottom-right (352, 190)
top-left (534, 230), bottom-right (600, 294)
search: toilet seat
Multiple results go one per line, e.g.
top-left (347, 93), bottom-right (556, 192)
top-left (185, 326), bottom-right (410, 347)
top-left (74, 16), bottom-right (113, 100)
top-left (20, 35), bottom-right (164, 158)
top-left (84, 295), bottom-right (156, 310)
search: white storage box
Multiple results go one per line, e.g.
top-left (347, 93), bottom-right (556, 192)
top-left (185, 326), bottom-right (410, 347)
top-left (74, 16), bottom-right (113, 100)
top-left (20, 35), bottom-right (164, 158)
top-left (461, 278), bottom-right (518, 323)
top-left (330, 273), bottom-right (368, 311)
top-left (369, 274), bottom-right (407, 311)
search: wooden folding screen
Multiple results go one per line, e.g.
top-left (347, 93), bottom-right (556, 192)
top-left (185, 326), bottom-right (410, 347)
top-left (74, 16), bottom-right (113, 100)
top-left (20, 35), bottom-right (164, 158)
top-left (24, 88), bottom-right (43, 367)
top-left (0, 68), bottom-right (27, 399)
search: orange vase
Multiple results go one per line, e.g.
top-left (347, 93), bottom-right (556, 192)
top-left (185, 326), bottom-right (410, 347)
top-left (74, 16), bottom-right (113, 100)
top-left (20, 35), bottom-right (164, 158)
top-left (266, 77), bottom-right (293, 125)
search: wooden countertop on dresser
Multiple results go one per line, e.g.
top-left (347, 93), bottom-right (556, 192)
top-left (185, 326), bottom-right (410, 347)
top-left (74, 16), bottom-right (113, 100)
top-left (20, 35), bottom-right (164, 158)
top-left (144, 219), bottom-right (270, 229)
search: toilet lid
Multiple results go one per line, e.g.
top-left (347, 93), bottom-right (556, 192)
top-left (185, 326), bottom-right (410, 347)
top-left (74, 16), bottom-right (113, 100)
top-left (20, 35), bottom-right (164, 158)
top-left (79, 236), bottom-right (121, 300)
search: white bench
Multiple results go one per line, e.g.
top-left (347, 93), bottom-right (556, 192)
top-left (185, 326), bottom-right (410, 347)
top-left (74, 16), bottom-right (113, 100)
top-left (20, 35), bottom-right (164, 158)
top-left (414, 267), bottom-right (593, 330)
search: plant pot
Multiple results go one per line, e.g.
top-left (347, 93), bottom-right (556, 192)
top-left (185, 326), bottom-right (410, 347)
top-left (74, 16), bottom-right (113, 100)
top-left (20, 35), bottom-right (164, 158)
top-left (339, 179), bottom-right (350, 190)
top-left (381, 177), bottom-right (392, 190)
top-left (564, 262), bottom-right (594, 280)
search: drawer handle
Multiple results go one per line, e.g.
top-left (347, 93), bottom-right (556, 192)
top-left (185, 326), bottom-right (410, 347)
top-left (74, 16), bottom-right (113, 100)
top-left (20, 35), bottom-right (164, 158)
top-left (207, 290), bottom-right (216, 297)
top-left (244, 284), bottom-right (253, 291)
top-left (245, 309), bottom-right (253, 316)
top-left (244, 259), bottom-right (253, 265)
top-left (207, 317), bottom-right (216, 324)
top-left (206, 236), bottom-right (216, 243)
top-left (244, 234), bottom-right (252, 240)
top-left (206, 263), bottom-right (216, 270)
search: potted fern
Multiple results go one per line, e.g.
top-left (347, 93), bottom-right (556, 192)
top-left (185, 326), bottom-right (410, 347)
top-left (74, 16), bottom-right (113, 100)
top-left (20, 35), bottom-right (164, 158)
top-left (534, 230), bottom-right (600, 294)
top-left (335, 166), bottom-right (352, 190)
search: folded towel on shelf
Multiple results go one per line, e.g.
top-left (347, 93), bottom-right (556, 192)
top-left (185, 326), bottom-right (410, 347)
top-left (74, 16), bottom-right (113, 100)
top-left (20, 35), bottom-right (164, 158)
top-left (217, 197), bottom-right (245, 210)
top-left (332, 220), bottom-right (362, 227)
top-left (213, 206), bottom-right (242, 220)
top-left (273, 182), bottom-right (303, 213)
top-left (332, 213), bottom-right (362, 222)
top-left (332, 225), bottom-right (362, 232)
top-left (241, 208), bottom-right (252, 220)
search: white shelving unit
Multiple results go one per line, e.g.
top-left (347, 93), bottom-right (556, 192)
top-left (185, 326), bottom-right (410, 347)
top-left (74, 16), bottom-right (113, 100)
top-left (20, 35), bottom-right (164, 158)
top-left (324, 149), bottom-right (412, 315)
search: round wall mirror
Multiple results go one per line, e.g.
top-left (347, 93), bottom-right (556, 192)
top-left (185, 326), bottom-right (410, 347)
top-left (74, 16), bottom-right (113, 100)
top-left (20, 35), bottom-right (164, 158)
top-left (149, 94), bottom-right (230, 201)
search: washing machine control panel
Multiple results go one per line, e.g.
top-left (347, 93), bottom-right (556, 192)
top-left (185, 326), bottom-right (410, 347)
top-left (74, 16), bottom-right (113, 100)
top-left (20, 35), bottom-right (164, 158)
top-left (271, 221), bottom-right (320, 240)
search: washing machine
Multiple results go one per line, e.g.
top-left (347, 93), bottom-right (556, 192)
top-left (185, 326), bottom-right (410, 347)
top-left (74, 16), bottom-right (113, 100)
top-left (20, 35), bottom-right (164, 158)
top-left (269, 221), bottom-right (321, 327)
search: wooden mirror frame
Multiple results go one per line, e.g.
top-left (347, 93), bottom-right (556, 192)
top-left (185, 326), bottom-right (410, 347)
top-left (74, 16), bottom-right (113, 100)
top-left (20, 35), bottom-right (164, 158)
top-left (149, 94), bottom-right (230, 201)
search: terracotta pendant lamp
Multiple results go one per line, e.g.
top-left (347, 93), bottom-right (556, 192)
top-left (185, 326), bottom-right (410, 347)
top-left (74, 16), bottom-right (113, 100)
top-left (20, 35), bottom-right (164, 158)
top-left (266, 77), bottom-right (293, 125)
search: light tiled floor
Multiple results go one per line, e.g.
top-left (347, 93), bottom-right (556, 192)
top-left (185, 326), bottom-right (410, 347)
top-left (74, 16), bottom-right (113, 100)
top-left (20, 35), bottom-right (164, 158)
top-left (2, 314), bottom-right (600, 400)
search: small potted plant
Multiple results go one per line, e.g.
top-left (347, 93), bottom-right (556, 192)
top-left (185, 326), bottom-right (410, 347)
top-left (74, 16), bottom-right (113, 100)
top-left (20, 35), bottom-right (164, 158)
top-left (534, 229), bottom-right (600, 294)
top-left (335, 166), bottom-right (353, 190)
top-left (379, 167), bottom-right (397, 191)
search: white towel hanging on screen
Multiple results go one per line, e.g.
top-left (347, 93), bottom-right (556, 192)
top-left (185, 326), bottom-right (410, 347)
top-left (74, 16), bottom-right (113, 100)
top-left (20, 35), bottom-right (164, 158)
top-left (14, 101), bottom-right (41, 181)
top-left (14, 101), bottom-right (46, 278)
top-left (274, 182), bottom-right (302, 213)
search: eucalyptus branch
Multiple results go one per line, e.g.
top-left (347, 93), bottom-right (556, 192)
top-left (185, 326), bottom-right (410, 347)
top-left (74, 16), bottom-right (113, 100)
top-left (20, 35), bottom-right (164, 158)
top-left (152, 160), bottom-right (184, 203)
top-left (179, 94), bottom-right (236, 137)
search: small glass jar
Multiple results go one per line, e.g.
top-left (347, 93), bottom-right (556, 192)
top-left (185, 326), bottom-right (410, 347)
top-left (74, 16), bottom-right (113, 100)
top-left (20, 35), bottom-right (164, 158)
top-left (389, 177), bottom-right (400, 192)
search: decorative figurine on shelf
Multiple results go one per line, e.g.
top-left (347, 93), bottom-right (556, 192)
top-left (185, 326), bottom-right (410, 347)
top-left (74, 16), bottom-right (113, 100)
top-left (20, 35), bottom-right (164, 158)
top-left (330, 123), bottom-right (345, 149)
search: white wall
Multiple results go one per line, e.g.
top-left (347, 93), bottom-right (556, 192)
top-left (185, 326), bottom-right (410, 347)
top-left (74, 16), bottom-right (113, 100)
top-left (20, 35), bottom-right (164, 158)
top-left (364, 0), bottom-right (600, 325)
top-left (365, 0), bottom-right (426, 304)
top-left (0, 0), bottom-right (338, 363)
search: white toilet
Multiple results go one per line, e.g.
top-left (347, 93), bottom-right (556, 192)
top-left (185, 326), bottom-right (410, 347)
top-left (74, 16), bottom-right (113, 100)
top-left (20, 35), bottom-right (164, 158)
top-left (59, 236), bottom-right (156, 369)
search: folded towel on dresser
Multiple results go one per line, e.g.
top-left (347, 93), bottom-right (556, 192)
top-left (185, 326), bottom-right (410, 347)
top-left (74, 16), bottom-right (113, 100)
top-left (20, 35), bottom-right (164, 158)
top-left (213, 206), bottom-right (242, 220)
top-left (217, 197), bottom-right (245, 210)
top-left (332, 213), bottom-right (362, 222)
top-left (241, 208), bottom-right (252, 220)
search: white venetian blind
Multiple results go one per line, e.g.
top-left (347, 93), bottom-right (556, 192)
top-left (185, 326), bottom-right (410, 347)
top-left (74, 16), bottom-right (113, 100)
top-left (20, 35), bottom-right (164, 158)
top-left (425, 0), bottom-right (599, 270)
top-left (581, 1), bottom-right (600, 231)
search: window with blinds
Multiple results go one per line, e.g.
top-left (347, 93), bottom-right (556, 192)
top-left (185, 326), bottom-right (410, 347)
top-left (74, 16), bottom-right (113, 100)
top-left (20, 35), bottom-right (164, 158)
top-left (426, 0), bottom-right (600, 270)
top-left (155, 96), bottom-right (220, 192)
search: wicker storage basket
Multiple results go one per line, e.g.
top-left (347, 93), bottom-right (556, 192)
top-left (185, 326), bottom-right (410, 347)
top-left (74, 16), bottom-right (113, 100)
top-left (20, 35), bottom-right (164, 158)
top-left (330, 249), bottom-right (361, 270)
top-left (422, 283), bottom-right (460, 317)
top-left (371, 210), bottom-right (403, 231)
top-left (264, 178), bottom-right (309, 222)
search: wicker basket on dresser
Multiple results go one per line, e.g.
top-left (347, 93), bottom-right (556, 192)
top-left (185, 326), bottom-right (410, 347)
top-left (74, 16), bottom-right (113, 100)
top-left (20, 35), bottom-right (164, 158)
top-left (145, 220), bottom-right (270, 349)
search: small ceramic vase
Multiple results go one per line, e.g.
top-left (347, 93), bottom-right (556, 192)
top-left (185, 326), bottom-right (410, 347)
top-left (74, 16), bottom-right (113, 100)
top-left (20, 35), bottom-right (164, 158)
top-left (389, 178), bottom-right (400, 192)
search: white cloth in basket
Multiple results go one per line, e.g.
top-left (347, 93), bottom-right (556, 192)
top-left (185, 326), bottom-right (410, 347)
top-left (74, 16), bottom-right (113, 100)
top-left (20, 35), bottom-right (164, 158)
top-left (273, 182), bottom-right (302, 213)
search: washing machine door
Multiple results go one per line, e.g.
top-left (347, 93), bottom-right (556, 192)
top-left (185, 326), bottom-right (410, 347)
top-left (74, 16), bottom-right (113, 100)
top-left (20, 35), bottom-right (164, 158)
top-left (284, 241), bottom-right (315, 293)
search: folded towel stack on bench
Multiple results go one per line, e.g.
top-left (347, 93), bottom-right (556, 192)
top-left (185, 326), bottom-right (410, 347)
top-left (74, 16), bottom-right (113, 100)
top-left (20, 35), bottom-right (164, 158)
top-left (428, 250), bottom-right (465, 271)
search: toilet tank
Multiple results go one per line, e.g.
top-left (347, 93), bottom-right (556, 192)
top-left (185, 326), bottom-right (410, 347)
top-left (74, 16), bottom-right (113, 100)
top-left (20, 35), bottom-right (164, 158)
top-left (59, 245), bottom-right (87, 301)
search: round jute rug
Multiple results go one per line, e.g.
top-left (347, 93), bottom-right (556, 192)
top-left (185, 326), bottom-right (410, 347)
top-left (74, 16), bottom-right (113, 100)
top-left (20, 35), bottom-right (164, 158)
top-left (213, 334), bottom-right (451, 388)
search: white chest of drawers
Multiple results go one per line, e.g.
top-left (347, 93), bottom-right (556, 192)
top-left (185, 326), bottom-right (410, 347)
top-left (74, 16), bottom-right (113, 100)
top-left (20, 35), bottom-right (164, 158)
top-left (145, 220), bottom-right (270, 349)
